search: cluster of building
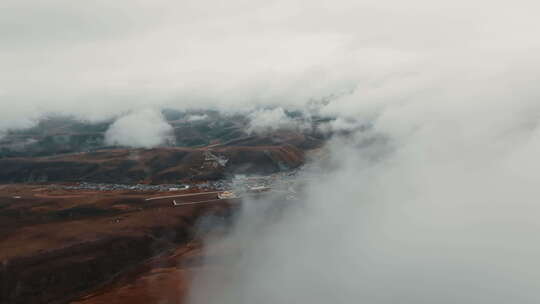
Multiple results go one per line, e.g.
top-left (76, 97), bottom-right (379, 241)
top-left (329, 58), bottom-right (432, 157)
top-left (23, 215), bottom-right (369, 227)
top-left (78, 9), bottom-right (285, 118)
top-left (62, 182), bottom-right (190, 192)
top-left (201, 150), bottom-right (229, 169)
top-left (232, 170), bottom-right (299, 191)
top-left (194, 180), bottom-right (230, 190)
top-left (194, 169), bottom-right (299, 193)
top-left (58, 169), bottom-right (301, 201)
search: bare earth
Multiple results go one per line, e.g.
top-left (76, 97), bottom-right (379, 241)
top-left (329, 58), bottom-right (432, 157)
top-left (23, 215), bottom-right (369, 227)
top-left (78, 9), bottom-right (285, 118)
top-left (0, 184), bottom-right (233, 304)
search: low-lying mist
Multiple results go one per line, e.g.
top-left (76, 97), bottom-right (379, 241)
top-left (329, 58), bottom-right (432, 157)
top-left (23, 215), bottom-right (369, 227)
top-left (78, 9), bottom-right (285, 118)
top-left (189, 99), bottom-right (540, 303)
top-left (104, 109), bottom-right (174, 148)
top-left (185, 2), bottom-right (540, 296)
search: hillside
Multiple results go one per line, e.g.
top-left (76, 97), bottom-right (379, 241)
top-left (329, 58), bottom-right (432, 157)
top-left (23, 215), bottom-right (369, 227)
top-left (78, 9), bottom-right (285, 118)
top-left (0, 146), bottom-right (304, 184)
top-left (0, 184), bottom-right (233, 304)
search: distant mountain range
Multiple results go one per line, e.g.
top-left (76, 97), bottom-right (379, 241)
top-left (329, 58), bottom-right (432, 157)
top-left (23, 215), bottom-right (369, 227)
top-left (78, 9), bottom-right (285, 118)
top-left (0, 110), bottom-right (331, 184)
top-left (0, 109), bottom-right (330, 159)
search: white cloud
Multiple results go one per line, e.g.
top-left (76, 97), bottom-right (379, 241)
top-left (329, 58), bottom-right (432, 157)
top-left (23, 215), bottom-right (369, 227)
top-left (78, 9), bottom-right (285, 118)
top-left (104, 109), bottom-right (173, 148)
top-left (190, 84), bottom-right (540, 304)
top-left (8, 0), bottom-right (540, 130)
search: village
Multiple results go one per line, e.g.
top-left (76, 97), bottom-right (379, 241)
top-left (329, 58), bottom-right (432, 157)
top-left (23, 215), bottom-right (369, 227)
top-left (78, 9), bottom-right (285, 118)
top-left (57, 168), bottom-right (301, 204)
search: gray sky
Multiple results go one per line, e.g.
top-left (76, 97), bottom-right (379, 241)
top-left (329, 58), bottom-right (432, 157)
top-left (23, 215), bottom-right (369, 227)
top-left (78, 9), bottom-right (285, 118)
top-left (2, 0), bottom-right (539, 131)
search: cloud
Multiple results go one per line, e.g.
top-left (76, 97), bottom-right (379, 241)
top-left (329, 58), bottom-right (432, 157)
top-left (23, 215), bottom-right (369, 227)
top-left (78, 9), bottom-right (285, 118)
top-left (104, 109), bottom-right (173, 148)
top-left (189, 93), bottom-right (540, 304)
top-left (176, 1), bottom-right (540, 303)
top-left (0, 0), bottom-right (352, 127)
top-left (1, 0), bottom-right (537, 135)
top-left (2, 0), bottom-right (513, 130)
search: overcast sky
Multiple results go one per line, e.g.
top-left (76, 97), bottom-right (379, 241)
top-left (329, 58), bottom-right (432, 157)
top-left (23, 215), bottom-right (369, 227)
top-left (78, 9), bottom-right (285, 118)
top-left (2, 0), bottom-right (539, 131)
